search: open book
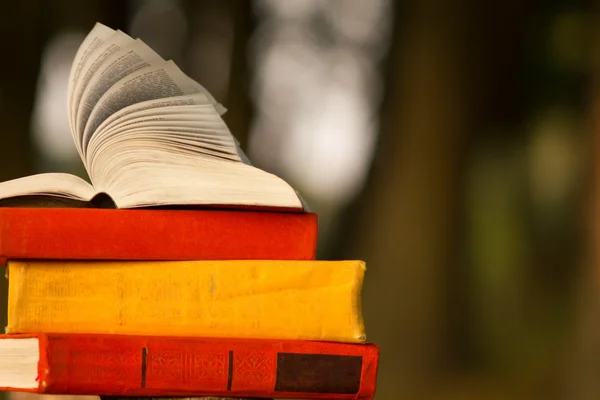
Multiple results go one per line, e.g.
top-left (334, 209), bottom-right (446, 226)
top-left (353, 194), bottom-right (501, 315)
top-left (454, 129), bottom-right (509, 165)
top-left (0, 23), bottom-right (304, 211)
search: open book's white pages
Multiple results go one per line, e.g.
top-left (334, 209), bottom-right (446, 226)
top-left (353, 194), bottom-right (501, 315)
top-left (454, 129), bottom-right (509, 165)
top-left (82, 61), bottom-right (202, 150)
top-left (70, 30), bottom-right (136, 142)
top-left (0, 174), bottom-right (95, 201)
top-left (74, 37), bottom-right (162, 151)
top-left (0, 22), bottom-right (304, 210)
top-left (66, 22), bottom-right (115, 130)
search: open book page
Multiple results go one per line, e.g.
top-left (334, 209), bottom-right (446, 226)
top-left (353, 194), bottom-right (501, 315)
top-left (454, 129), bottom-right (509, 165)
top-left (95, 104), bottom-right (226, 134)
top-left (97, 104), bottom-right (233, 136)
top-left (87, 107), bottom-right (241, 184)
top-left (66, 22), bottom-right (115, 127)
top-left (90, 126), bottom-right (240, 169)
top-left (74, 38), bottom-right (164, 149)
top-left (0, 173), bottom-right (96, 202)
top-left (93, 147), bottom-right (302, 209)
top-left (82, 61), bottom-right (208, 151)
top-left (91, 94), bottom-right (213, 135)
top-left (94, 119), bottom-right (239, 148)
top-left (92, 127), bottom-right (240, 161)
top-left (126, 133), bottom-right (241, 160)
top-left (69, 30), bottom-right (134, 145)
top-left (96, 113), bottom-right (235, 146)
top-left (84, 93), bottom-right (244, 165)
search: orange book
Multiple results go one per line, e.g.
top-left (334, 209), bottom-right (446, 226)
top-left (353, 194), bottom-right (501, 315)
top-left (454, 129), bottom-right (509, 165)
top-left (6, 259), bottom-right (366, 343)
top-left (0, 208), bottom-right (317, 265)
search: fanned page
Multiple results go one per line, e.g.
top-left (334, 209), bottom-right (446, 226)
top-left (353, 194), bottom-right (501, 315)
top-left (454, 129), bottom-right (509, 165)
top-left (0, 22), bottom-right (304, 211)
top-left (87, 102), bottom-right (300, 209)
top-left (74, 37), bottom-right (163, 150)
top-left (66, 22), bottom-right (115, 127)
top-left (69, 30), bottom-right (136, 147)
top-left (88, 95), bottom-right (250, 164)
top-left (82, 60), bottom-right (202, 147)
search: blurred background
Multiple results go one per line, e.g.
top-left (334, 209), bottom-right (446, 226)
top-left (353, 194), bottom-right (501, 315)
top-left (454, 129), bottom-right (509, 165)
top-left (1, 0), bottom-right (600, 399)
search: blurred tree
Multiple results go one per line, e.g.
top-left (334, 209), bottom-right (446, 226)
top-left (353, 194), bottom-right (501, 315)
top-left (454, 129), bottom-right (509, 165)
top-left (0, 2), bottom-right (44, 183)
top-left (568, 7), bottom-right (600, 399)
top-left (329, 2), bottom-right (477, 396)
top-left (222, 0), bottom-right (255, 148)
top-left (182, 0), bottom-right (254, 148)
top-left (329, 1), bottom-right (535, 398)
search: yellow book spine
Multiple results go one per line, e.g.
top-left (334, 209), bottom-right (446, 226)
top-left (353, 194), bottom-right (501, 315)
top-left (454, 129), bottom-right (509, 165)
top-left (7, 260), bottom-right (366, 343)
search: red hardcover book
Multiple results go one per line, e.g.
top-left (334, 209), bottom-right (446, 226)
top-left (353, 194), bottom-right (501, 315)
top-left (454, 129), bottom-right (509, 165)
top-left (0, 333), bottom-right (378, 399)
top-left (0, 208), bottom-right (317, 265)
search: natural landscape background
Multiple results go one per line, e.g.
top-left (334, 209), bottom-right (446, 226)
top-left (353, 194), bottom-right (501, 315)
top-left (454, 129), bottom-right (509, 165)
top-left (1, 1), bottom-right (600, 399)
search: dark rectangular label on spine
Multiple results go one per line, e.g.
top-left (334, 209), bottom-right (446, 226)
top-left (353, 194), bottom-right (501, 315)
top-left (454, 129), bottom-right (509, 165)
top-left (274, 353), bottom-right (362, 394)
top-left (140, 347), bottom-right (148, 388)
top-left (227, 350), bottom-right (233, 390)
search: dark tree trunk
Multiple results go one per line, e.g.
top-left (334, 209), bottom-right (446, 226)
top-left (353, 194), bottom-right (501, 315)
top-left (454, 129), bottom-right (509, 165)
top-left (327, 1), bottom-right (533, 398)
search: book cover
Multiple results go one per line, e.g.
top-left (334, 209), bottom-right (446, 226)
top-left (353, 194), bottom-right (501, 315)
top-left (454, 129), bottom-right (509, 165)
top-left (7, 260), bottom-right (366, 343)
top-left (0, 207), bottom-right (317, 265)
top-left (0, 333), bottom-right (379, 399)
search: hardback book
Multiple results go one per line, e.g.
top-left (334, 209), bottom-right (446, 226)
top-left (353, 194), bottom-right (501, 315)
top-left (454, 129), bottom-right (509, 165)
top-left (7, 260), bottom-right (366, 343)
top-left (0, 333), bottom-right (379, 399)
top-left (0, 22), bottom-right (304, 211)
top-left (0, 207), bottom-right (318, 265)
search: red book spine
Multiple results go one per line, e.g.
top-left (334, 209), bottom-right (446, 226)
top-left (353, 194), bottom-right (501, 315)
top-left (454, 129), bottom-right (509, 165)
top-left (0, 208), bottom-right (317, 264)
top-left (20, 334), bottom-right (378, 399)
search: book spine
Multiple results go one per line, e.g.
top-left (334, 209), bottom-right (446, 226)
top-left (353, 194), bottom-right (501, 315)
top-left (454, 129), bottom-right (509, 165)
top-left (36, 334), bottom-right (379, 399)
top-left (7, 260), bottom-right (366, 343)
top-left (0, 208), bottom-right (318, 262)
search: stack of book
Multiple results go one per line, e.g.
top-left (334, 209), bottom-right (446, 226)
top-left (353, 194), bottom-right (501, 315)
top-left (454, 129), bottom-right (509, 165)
top-left (0, 23), bottom-right (379, 400)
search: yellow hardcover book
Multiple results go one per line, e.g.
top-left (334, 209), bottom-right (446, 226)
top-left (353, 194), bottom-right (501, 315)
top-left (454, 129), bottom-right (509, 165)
top-left (6, 260), bottom-right (366, 343)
